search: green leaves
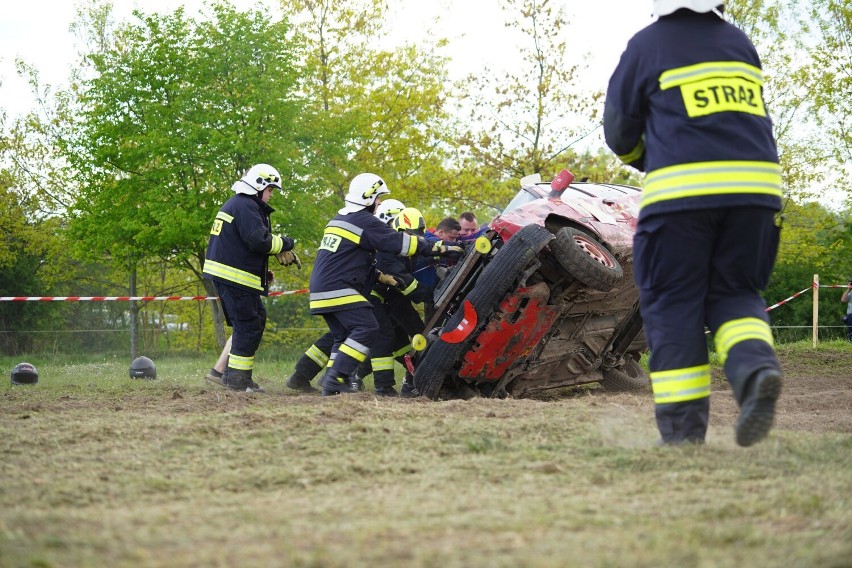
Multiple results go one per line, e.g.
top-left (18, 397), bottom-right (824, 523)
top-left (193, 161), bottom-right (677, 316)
top-left (68, 2), bottom-right (308, 267)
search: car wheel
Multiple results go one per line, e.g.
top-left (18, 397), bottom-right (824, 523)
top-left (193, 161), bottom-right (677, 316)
top-left (599, 357), bottom-right (649, 392)
top-left (414, 224), bottom-right (553, 400)
top-left (552, 227), bottom-right (623, 292)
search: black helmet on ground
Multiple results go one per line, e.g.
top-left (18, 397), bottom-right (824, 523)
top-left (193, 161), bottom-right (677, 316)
top-left (129, 356), bottom-right (157, 379)
top-left (11, 362), bottom-right (39, 385)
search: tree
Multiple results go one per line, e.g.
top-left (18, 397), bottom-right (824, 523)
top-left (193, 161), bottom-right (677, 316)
top-left (443, 0), bottom-right (635, 215)
top-left (765, 200), bottom-right (852, 340)
top-left (66, 1), bottom-right (309, 349)
top-left (281, 0), bottom-right (454, 208)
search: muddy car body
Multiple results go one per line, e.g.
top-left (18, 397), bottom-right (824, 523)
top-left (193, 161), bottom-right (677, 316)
top-left (412, 170), bottom-right (649, 400)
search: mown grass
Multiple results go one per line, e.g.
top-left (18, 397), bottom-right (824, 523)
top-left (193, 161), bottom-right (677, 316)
top-left (0, 347), bottom-right (850, 568)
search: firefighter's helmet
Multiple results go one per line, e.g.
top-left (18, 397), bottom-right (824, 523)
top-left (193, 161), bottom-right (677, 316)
top-left (653, 0), bottom-right (722, 16)
top-left (129, 356), bottom-right (157, 380)
top-left (339, 173), bottom-right (390, 214)
top-left (376, 199), bottom-right (406, 225)
top-left (11, 362), bottom-right (38, 385)
top-left (232, 164), bottom-right (282, 195)
top-left (392, 207), bottom-right (426, 234)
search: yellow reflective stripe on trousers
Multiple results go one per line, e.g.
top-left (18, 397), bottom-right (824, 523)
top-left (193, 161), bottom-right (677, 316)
top-left (228, 353), bottom-right (254, 371)
top-left (306, 344), bottom-right (329, 368)
top-left (643, 160), bottom-right (782, 210)
top-left (269, 234), bottom-right (284, 255)
top-left (651, 364), bottom-right (711, 404)
top-left (339, 343), bottom-right (368, 362)
top-left (203, 260), bottom-right (263, 290)
top-left (714, 317), bottom-right (774, 365)
top-left (372, 357), bottom-right (395, 372)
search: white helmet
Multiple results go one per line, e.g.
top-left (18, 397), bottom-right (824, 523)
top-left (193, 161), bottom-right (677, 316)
top-left (375, 199), bottom-right (406, 224)
top-left (653, 0), bottom-right (722, 16)
top-left (231, 164), bottom-right (282, 195)
top-left (338, 172), bottom-right (390, 215)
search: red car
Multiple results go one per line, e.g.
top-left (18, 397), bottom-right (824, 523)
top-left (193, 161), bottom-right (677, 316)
top-left (412, 169), bottom-right (649, 400)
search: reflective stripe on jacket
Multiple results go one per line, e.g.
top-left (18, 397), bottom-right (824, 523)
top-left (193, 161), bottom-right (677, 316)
top-left (203, 193), bottom-right (291, 294)
top-left (603, 10), bottom-right (782, 218)
top-left (309, 209), bottom-right (432, 314)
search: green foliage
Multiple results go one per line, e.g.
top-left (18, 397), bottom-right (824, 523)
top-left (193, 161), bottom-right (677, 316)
top-left (764, 200), bottom-right (851, 339)
top-left (808, 0), bottom-right (852, 166)
top-left (284, 0), bottom-right (454, 212)
top-left (432, 0), bottom-right (638, 220)
top-left (67, 2), bottom-right (308, 270)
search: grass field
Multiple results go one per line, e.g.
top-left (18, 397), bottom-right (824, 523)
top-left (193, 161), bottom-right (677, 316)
top-left (1, 342), bottom-right (850, 567)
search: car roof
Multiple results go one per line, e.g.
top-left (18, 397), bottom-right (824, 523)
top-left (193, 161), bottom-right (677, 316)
top-left (527, 181), bottom-right (641, 200)
top-left (562, 182), bottom-right (642, 199)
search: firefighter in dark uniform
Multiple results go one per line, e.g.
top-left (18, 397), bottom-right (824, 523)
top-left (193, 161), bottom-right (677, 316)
top-left (604, 0), bottom-right (783, 446)
top-left (310, 173), bottom-right (455, 396)
top-left (370, 207), bottom-right (442, 396)
top-left (285, 199), bottom-right (407, 393)
top-left (202, 164), bottom-right (298, 392)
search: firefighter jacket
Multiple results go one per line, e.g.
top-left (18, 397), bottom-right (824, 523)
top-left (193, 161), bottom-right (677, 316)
top-left (373, 248), bottom-right (430, 306)
top-left (309, 209), bottom-right (433, 314)
top-left (203, 193), bottom-right (292, 295)
top-left (603, 10), bottom-right (783, 219)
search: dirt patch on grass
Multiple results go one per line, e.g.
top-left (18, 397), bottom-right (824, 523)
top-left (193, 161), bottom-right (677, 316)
top-left (590, 347), bottom-right (852, 436)
top-left (2, 348), bottom-right (849, 437)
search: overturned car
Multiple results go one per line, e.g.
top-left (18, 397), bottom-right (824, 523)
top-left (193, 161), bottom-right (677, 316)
top-left (412, 169), bottom-right (649, 400)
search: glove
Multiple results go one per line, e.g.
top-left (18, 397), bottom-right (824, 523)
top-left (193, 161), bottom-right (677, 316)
top-left (431, 242), bottom-right (464, 259)
top-left (377, 271), bottom-right (401, 288)
top-left (276, 250), bottom-right (302, 269)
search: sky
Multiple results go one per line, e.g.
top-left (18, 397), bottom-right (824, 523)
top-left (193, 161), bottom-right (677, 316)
top-left (0, 0), bottom-right (652, 120)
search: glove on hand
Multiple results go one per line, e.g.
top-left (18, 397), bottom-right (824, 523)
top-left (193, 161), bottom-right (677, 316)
top-left (276, 250), bottom-right (302, 269)
top-left (377, 271), bottom-right (401, 288)
top-left (431, 243), bottom-right (464, 259)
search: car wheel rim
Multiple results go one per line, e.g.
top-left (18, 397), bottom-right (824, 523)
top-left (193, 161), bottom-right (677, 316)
top-left (573, 235), bottom-right (615, 268)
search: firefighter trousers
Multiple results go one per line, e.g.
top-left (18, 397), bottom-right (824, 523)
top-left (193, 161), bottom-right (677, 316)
top-left (321, 306), bottom-right (380, 378)
top-left (633, 207), bottom-right (781, 442)
top-left (214, 281), bottom-right (266, 373)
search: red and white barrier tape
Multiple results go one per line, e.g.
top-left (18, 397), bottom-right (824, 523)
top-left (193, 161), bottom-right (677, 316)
top-left (764, 286), bottom-right (813, 312)
top-left (0, 289), bottom-right (309, 302)
top-left (2, 283), bottom-right (846, 305)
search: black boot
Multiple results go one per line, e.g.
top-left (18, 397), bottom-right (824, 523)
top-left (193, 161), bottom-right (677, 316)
top-left (319, 368), bottom-right (357, 396)
top-left (224, 368), bottom-right (265, 393)
top-left (400, 372), bottom-right (419, 398)
top-left (375, 385), bottom-right (398, 397)
top-left (286, 371), bottom-right (317, 393)
top-left (733, 368), bottom-right (782, 447)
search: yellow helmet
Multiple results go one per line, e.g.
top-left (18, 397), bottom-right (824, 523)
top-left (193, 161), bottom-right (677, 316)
top-left (392, 207), bottom-right (426, 234)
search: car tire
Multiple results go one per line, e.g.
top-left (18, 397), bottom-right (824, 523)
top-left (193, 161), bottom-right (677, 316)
top-left (414, 224), bottom-right (553, 400)
top-left (552, 227), bottom-right (623, 292)
top-left (599, 357), bottom-right (649, 392)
